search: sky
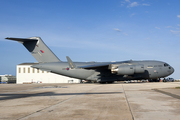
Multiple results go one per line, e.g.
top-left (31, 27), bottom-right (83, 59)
top-left (0, 0), bottom-right (180, 79)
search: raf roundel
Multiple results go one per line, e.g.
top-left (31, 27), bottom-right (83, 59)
top-left (40, 50), bottom-right (44, 53)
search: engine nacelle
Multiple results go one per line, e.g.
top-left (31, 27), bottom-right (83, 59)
top-left (134, 64), bottom-right (144, 73)
top-left (111, 64), bottom-right (144, 75)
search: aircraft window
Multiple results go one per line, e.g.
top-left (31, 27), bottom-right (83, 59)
top-left (169, 67), bottom-right (171, 69)
top-left (164, 63), bottom-right (169, 67)
top-left (154, 65), bottom-right (157, 67)
top-left (158, 65), bottom-right (163, 67)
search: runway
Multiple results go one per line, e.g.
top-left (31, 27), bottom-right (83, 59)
top-left (0, 82), bottom-right (180, 120)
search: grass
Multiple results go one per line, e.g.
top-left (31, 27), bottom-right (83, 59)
top-left (175, 87), bottom-right (180, 89)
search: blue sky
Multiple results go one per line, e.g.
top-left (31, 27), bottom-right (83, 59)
top-left (0, 0), bottom-right (180, 79)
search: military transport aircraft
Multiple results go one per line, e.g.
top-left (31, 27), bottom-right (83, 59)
top-left (6, 37), bottom-right (174, 83)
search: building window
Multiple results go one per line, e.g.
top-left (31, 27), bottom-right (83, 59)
top-left (28, 68), bottom-right (30, 73)
top-left (33, 68), bottom-right (35, 73)
top-left (23, 68), bottom-right (26, 73)
top-left (37, 69), bottom-right (39, 73)
top-left (19, 68), bottom-right (21, 73)
top-left (42, 71), bottom-right (44, 73)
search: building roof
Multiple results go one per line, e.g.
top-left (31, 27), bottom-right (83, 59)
top-left (18, 63), bottom-right (39, 65)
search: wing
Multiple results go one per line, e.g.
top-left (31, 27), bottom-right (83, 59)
top-left (78, 61), bottom-right (131, 70)
top-left (78, 62), bottom-right (114, 69)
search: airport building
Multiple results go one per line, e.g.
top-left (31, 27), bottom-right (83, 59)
top-left (16, 63), bottom-right (81, 84)
top-left (0, 75), bottom-right (16, 83)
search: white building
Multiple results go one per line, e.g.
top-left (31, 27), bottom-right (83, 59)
top-left (17, 63), bottom-right (80, 84)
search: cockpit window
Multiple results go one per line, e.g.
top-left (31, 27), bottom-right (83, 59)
top-left (164, 63), bottom-right (169, 67)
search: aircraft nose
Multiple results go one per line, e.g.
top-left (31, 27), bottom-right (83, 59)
top-left (171, 66), bottom-right (175, 74)
top-left (169, 66), bottom-right (175, 75)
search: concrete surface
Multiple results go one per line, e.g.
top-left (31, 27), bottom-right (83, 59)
top-left (0, 82), bottom-right (180, 120)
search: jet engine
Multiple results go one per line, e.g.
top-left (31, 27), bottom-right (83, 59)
top-left (111, 64), bottom-right (145, 75)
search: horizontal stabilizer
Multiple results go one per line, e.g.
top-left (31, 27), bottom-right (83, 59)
top-left (6, 37), bottom-right (37, 43)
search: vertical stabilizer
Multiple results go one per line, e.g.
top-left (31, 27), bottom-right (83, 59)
top-left (6, 37), bottom-right (61, 63)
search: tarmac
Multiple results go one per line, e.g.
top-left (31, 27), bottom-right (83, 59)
top-left (0, 82), bottom-right (180, 120)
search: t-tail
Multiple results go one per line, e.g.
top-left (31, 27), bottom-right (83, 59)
top-left (6, 37), bottom-right (61, 63)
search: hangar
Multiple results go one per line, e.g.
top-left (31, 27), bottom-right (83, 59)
top-left (16, 63), bottom-right (80, 84)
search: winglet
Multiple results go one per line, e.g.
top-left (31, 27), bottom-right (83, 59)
top-left (66, 56), bottom-right (76, 69)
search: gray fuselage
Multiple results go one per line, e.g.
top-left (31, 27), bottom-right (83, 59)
top-left (32, 60), bottom-right (174, 82)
